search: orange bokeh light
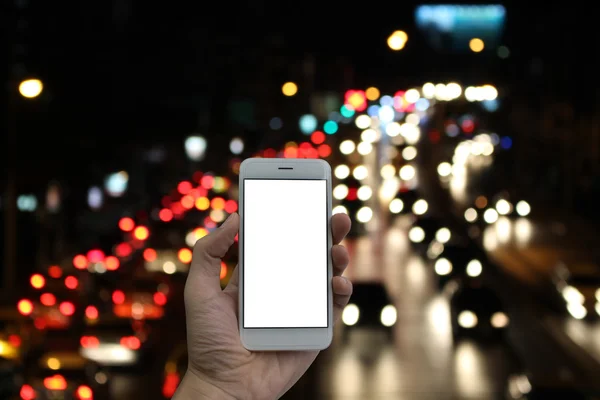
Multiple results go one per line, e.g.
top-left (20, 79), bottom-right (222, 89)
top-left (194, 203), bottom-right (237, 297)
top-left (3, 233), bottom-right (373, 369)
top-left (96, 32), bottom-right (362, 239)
top-left (118, 217), bottom-right (135, 232)
top-left (105, 255), bottom-right (120, 271)
top-left (211, 197), bottom-right (225, 210)
top-left (133, 226), bottom-right (149, 241)
top-left (195, 197), bottom-right (210, 210)
top-left (85, 305), bottom-right (98, 320)
top-left (178, 248), bottom-right (192, 263)
top-left (17, 299), bottom-right (33, 316)
top-left (30, 274), bottom-right (45, 289)
top-left (73, 255), bottom-right (87, 270)
top-left (220, 262), bottom-right (228, 279)
top-left (181, 195), bottom-right (194, 209)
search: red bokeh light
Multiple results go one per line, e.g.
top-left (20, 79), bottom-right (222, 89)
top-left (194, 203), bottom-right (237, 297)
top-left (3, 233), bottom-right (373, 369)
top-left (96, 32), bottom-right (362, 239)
top-left (48, 265), bottom-right (62, 278)
top-left (87, 249), bottom-right (105, 263)
top-left (59, 301), bottom-right (75, 316)
top-left (153, 292), bottom-right (167, 306)
top-left (115, 242), bottom-right (132, 258)
top-left (40, 293), bottom-right (56, 306)
top-left (118, 217), bottom-right (135, 232)
top-left (200, 175), bottom-right (214, 189)
top-left (65, 276), bottom-right (78, 290)
top-left (85, 306), bottom-right (99, 320)
top-left (311, 131), bottom-right (326, 145)
top-left (159, 208), bottom-right (173, 222)
top-left (224, 200), bottom-right (238, 213)
top-left (177, 181), bottom-right (192, 195)
top-left (317, 144), bottom-right (332, 158)
top-left (143, 248), bottom-right (157, 262)
top-left (112, 290), bottom-right (125, 305)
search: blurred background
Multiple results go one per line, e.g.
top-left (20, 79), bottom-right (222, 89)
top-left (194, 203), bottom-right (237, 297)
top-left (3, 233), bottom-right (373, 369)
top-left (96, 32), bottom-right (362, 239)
top-left (2, 1), bottom-right (600, 399)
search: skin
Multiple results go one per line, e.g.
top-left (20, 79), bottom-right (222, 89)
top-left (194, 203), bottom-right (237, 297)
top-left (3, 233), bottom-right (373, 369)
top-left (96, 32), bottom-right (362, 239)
top-left (174, 212), bottom-right (353, 400)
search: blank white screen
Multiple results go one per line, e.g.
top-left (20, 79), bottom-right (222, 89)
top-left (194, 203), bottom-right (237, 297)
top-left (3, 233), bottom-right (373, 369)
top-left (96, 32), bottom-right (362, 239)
top-left (244, 179), bottom-right (327, 328)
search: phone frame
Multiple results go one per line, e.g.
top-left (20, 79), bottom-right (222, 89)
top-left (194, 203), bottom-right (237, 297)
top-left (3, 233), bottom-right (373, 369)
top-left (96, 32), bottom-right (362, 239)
top-left (238, 158), bottom-right (333, 351)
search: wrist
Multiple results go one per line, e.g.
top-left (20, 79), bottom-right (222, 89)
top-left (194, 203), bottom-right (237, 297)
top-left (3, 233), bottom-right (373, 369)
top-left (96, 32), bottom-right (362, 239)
top-left (173, 371), bottom-right (236, 400)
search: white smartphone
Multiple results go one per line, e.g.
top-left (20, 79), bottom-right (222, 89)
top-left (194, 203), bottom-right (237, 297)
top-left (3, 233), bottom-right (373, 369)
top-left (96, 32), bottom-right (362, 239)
top-left (238, 158), bottom-right (333, 351)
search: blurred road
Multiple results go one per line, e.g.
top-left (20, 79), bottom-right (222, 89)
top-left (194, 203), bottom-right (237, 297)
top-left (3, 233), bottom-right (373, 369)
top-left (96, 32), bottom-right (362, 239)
top-left (285, 224), bottom-right (517, 399)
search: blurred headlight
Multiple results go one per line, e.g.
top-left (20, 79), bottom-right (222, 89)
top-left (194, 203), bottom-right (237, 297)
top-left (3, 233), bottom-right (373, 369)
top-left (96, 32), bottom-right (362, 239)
top-left (562, 285), bottom-right (585, 304)
top-left (466, 259), bottom-right (483, 277)
top-left (595, 302), bottom-right (600, 316)
top-left (435, 227), bottom-right (451, 244)
top-left (508, 374), bottom-right (532, 398)
top-left (434, 258), bottom-right (453, 276)
top-left (342, 304), bottom-right (360, 326)
top-left (457, 310), bottom-right (478, 328)
top-left (596, 288), bottom-right (600, 302)
top-left (490, 312), bottom-right (509, 328)
top-left (380, 305), bottom-right (397, 327)
top-left (408, 226), bottom-right (425, 243)
top-left (567, 302), bottom-right (587, 320)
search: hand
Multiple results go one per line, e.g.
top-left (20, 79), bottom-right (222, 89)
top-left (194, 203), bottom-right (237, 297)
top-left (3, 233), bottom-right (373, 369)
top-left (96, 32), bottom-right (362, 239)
top-left (174, 212), bottom-right (352, 400)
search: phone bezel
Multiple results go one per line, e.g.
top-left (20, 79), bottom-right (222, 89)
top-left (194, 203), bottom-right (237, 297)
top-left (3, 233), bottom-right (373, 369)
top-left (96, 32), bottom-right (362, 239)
top-left (238, 158), bottom-right (333, 351)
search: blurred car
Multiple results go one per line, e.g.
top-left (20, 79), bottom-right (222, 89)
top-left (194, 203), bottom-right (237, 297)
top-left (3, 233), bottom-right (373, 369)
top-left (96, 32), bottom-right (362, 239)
top-left (408, 215), bottom-right (448, 255)
top-left (552, 261), bottom-right (600, 320)
top-left (93, 276), bottom-right (171, 323)
top-left (162, 341), bottom-right (187, 398)
top-left (20, 350), bottom-right (109, 400)
top-left (341, 282), bottom-right (396, 341)
top-left (427, 234), bottom-right (486, 289)
top-left (505, 373), bottom-right (600, 399)
top-left (79, 315), bottom-right (154, 368)
top-left (449, 281), bottom-right (509, 341)
top-left (17, 272), bottom-right (85, 332)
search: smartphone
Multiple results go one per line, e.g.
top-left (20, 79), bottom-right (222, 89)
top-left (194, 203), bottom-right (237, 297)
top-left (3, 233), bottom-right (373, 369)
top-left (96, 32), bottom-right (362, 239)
top-left (238, 158), bottom-right (333, 351)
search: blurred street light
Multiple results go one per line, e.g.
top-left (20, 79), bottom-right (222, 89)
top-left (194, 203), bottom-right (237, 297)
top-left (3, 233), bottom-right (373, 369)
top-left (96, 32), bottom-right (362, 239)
top-left (18, 78), bottom-right (43, 98)
top-left (387, 30), bottom-right (408, 51)
top-left (469, 38), bottom-right (485, 52)
top-left (184, 135), bottom-right (207, 161)
top-left (281, 82), bottom-right (298, 97)
top-left (104, 171), bottom-right (129, 197)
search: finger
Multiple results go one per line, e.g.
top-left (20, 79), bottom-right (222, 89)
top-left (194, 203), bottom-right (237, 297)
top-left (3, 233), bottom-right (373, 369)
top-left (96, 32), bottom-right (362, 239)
top-left (223, 265), bottom-right (239, 294)
top-left (190, 213), bottom-right (239, 295)
top-left (332, 276), bottom-right (353, 323)
top-left (332, 244), bottom-right (349, 277)
top-left (332, 213), bottom-right (351, 244)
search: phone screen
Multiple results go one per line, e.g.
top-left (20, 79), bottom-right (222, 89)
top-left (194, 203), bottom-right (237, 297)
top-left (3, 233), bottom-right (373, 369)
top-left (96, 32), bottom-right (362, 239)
top-left (243, 179), bottom-right (328, 328)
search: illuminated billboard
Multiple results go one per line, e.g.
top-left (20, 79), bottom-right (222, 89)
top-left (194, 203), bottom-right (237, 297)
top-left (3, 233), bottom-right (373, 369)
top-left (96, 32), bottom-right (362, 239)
top-left (415, 4), bottom-right (506, 51)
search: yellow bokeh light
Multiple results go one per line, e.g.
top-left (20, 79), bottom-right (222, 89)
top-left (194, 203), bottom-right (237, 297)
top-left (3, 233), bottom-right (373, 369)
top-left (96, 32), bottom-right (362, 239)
top-left (19, 78), bottom-right (43, 99)
top-left (47, 357), bottom-right (61, 370)
top-left (469, 38), bottom-right (484, 53)
top-left (387, 31), bottom-right (408, 51)
top-left (365, 87), bottom-right (380, 101)
top-left (282, 82), bottom-right (298, 96)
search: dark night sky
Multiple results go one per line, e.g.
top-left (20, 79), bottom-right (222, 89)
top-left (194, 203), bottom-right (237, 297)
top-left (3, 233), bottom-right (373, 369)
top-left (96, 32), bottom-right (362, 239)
top-left (4, 1), bottom-right (598, 187)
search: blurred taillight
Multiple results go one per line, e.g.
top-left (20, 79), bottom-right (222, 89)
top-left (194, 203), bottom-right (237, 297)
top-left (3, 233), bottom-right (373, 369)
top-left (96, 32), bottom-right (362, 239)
top-left (30, 274), bottom-right (45, 289)
top-left (40, 293), bottom-right (56, 306)
top-left (85, 305), bottom-right (99, 320)
top-left (8, 334), bottom-right (21, 347)
top-left (44, 375), bottom-right (67, 390)
top-left (76, 385), bottom-right (93, 400)
top-left (59, 302), bottom-right (75, 316)
top-left (80, 336), bottom-right (100, 348)
top-left (17, 299), bottom-right (33, 316)
top-left (153, 292), bottom-right (167, 306)
top-left (162, 373), bottom-right (180, 398)
top-left (120, 336), bottom-right (141, 350)
top-left (20, 384), bottom-right (35, 400)
top-left (112, 290), bottom-right (125, 304)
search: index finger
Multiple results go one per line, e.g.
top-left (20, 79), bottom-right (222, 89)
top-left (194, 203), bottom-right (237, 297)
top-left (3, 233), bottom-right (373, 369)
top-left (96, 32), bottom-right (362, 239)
top-left (332, 213), bottom-right (351, 244)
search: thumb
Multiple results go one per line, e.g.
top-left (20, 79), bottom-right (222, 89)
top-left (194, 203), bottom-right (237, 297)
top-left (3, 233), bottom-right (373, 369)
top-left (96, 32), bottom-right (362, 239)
top-left (189, 213), bottom-right (239, 295)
